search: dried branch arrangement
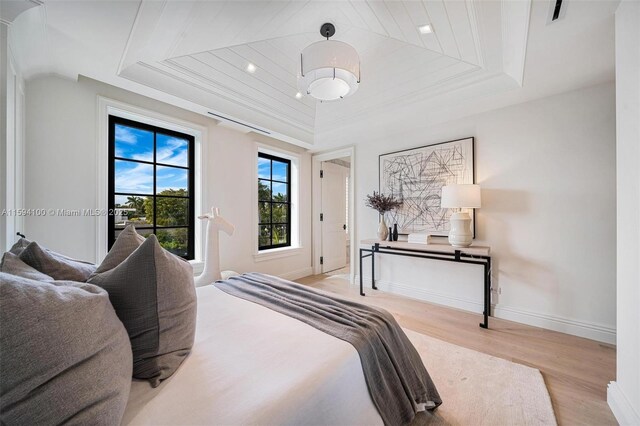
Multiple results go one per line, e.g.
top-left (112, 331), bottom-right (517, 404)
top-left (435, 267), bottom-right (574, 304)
top-left (365, 191), bottom-right (402, 215)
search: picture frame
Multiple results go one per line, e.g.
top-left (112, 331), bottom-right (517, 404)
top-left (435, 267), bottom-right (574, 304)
top-left (379, 137), bottom-right (475, 237)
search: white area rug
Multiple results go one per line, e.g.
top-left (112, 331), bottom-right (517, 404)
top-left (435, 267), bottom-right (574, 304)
top-left (404, 329), bottom-right (557, 426)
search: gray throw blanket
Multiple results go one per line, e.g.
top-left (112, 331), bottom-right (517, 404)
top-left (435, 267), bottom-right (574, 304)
top-left (215, 273), bottom-right (442, 426)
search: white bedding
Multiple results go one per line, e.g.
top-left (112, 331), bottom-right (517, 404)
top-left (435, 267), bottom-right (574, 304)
top-left (122, 284), bottom-right (382, 425)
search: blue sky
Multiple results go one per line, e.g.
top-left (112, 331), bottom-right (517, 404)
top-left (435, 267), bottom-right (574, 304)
top-left (258, 157), bottom-right (288, 199)
top-left (114, 124), bottom-right (188, 194)
top-left (258, 157), bottom-right (288, 181)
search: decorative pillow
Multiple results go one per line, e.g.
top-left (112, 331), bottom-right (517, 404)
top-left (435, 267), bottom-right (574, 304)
top-left (93, 224), bottom-right (145, 275)
top-left (0, 252), bottom-right (54, 281)
top-left (8, 238), bottom-right (30, 255)
top-left (88, 234), bottom-right (196, 387)
top-left (19, 242), bottom-right (96, 282)
top-left (0, 272), bottom-right (132, 425)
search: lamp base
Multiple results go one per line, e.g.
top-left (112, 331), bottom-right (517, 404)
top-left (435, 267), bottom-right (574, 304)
top-left (448, 212), bottom-right (473, 247)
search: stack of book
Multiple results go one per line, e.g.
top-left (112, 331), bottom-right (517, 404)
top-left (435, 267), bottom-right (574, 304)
top-left (407, 233), bottom-right (432, 245)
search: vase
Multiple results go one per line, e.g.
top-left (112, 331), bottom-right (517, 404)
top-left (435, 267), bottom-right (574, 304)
top-left (388, 227), bottom-right (393, 241)
top-left (377, 216), bottom-right (388, 241)
top-left (392, 223), bottom-right (399, 241)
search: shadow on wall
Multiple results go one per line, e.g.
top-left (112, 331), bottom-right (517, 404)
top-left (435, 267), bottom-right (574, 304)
top-left (477, 188), bottom-right (559, 314)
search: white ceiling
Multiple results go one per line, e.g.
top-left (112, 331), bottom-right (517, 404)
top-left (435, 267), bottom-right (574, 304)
top-left (0, 0), bottom-right (41, 25)
top-left (6, 0), bottom-right (619, 149)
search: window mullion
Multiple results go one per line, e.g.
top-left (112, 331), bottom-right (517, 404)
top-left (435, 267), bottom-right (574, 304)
top-left (269, 159), bottom-right (273, 247)
top-left (153, 130), bottom-right (157, 236)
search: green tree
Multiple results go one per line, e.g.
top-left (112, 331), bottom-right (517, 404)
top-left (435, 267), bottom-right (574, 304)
top-left (144, 189), bottom-right (188, 226)
top-left (272, 188), bottom-right (287, 224)
top-left (156, 228), bottom-right (188, 257)
top-left (143, 189), bottom-right (189, 257)
top-left (258, 180), bottom-right (270, 201)
top-left (126, 196), bottom-right (145, 217)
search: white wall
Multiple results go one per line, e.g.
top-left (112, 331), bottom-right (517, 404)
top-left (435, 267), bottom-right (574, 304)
top-left (1, 23), bottom-right (26, 251)
top-left (23, 75), bottom-right (312, 280)
top-left (608, 0), bottom-right (640, 423)
top-left (0, 25), bottom-right (7, 251)
top-left (319, 82), bottom-right (617, 343)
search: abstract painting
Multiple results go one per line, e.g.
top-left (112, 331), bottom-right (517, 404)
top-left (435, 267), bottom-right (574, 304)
top-left (379, 137), bottom-right (475, 236)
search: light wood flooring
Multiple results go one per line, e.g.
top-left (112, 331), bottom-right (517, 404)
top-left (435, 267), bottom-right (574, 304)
top-left (295, 274), bottom-right (617, 426)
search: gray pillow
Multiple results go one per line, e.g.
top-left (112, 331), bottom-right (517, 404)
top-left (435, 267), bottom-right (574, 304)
top-left (19, 242), bottom-right (96, 282)
top-left (88, 234), bottom-right (196, 387)
top-left (0, 272), bottom-right (133, 425)
top-left (0, 252), bottom-right (54, 281)
top-left (8, 238), bottom-right (30, 255)
top-left (94, 224), bottom-right (145, 275)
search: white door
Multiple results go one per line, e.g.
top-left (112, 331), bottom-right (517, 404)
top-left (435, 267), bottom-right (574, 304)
top-left (321, 161), bottom-right (348, 273)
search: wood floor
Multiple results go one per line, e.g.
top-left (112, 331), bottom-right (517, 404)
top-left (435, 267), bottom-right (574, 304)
top-left (295, 274), bottom-right (617, 426)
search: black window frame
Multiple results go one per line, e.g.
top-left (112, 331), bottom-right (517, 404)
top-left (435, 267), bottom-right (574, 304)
top-left (108, 115), bottom-right (195, 260)
top-left (258, 152), bottom-right (292, 250)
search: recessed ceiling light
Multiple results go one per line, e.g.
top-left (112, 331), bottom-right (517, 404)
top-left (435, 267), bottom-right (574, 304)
top-left (295, 92), bottom-right (303, 99)
top-left (246, 63), bottom-right (256, 73)
top-left (418, 24), bottom-right (433, 34)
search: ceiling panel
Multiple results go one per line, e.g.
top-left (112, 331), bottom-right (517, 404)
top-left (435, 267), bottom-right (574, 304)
top-left (165, 54), bottom-right (315, 126)
top-left (402, 0), bottom-right (442, 53)
top-left (384, 1), bottom-right (425, 47)
top-left (444, 1), bottom-right (479, 64)
top-left (366, 1), bottom-right (405, 41)
top-left (348, 1), bottom-right (388, 36)
top-left (335, 1), bottom-right (368, 30)
top-left (353, 58), bottom-right (478, 107)
top-left (423, 0), bottom-right (461, 60)
top-left (364, 44), bottom-right (444, 83)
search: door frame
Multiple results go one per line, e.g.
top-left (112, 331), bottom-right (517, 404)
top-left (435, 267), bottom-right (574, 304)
top-left (312, 146), bottom-right (355, 284)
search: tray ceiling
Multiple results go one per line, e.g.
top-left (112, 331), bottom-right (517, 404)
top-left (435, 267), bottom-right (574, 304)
top-left (118, 0), bottom-right (531, 145)
top-left (7, 0), bottom-right (618, 148)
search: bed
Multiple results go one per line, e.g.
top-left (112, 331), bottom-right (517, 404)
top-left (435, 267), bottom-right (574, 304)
top-left (123, 274), bottom-right (441, 425)
top-left (1, 233), bottom-right (440, 425)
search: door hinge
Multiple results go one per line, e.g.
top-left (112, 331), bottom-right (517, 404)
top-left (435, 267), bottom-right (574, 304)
top-left (320, 256), bottom-right (324, 265)
top-left (320, 213), bottom-right (323, 221)
top-left (320, 169), bottom-right (324, 178)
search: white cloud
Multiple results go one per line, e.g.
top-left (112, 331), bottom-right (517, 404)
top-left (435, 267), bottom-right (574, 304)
top-left (115, 161), bottom-right (153, 193)
top-left (157, 137), bottom-right (188, 166)
top-left (115, 126), bottom-right (138, 144)
top-left (131, 152), bottom-right (153, 161)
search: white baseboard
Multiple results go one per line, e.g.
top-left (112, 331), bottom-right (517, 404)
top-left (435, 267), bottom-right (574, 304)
top-left (494, 305), bottom-right (616, 344)
top-left (358, 274), bottom-right (483, 314)
top-left (280, 267), bottom-right (314, 281)
top-left (356, 274), bottom-right (616, 344)
top-left (608, 381), bottom-right (640, 425)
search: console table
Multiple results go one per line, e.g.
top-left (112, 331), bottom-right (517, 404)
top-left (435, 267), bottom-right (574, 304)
top-left (359, 239), bottom-right (492, 329)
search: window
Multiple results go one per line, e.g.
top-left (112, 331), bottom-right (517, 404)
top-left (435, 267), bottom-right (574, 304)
top-left (108, 115), bottom-right (195, 259)
top-left (258, 152), bottom-right (291, 250)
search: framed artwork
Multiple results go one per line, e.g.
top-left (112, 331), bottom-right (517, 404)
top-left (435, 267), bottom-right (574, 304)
top-left (379, 137), bottom-right (475, 237)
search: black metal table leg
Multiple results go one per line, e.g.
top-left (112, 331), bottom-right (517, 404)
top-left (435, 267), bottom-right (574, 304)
top-left (479, 259), bottom-right (490, 328)
top-left (371, 246), bottom-right (377, 290)
top-left (359, 248), bottom-right (365, 296)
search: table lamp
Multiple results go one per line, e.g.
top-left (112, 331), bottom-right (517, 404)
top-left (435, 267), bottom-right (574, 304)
top-left (440, 184), bottom-right (481, 247)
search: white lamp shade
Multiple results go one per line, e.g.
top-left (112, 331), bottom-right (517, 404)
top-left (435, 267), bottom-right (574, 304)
top-left (298, 40), bottom-right (360, 101)
top-left (441, 184), bottom-right (481, 209)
